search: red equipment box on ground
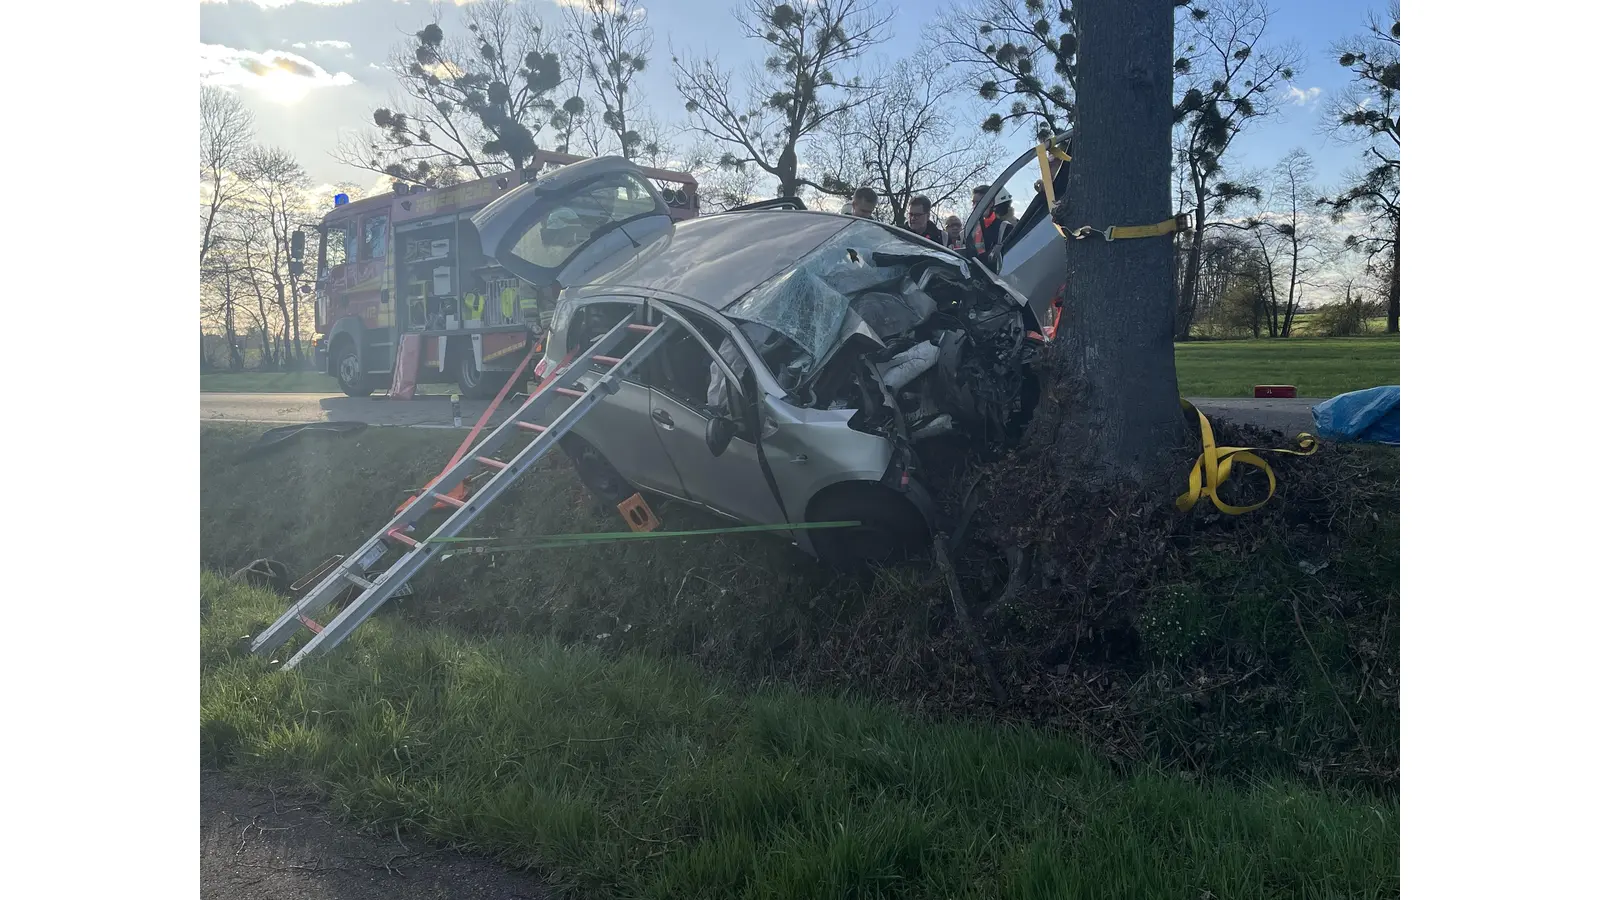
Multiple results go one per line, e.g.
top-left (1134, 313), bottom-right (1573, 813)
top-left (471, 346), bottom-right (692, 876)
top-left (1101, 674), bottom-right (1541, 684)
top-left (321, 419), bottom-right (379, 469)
top-left (1254, 385), bottom-right (1297, 398)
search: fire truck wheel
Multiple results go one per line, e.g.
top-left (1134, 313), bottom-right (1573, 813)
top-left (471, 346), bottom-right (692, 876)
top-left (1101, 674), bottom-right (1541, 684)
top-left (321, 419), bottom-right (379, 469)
top-left (333, 339), bottom-right (374, 398)
top-left (456, 350), bottom-right (509, 400)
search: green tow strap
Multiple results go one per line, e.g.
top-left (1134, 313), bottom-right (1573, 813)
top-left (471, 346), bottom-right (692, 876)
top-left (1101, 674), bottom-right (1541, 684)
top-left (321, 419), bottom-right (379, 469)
top-left (425, 520), bottom-right (863, 553)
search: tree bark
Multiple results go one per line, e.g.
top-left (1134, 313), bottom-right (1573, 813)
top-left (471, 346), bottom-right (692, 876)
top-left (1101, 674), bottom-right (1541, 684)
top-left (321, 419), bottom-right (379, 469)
top-left (1047, 0), bottom-right (1185, 488)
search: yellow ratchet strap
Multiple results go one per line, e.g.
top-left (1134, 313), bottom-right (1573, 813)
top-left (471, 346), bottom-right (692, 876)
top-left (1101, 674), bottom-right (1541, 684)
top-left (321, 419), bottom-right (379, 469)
top-left (1072, 213), bottom-right (1191, 242)
top-left (1035, 141), bottom-right (1073, 239)
top-left (1176, 399), bottom-right (1319, 515)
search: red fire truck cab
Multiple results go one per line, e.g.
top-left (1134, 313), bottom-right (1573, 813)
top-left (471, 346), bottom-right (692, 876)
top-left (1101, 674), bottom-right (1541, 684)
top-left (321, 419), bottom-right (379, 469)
top-left (299, 152), bottom-right (699, 398)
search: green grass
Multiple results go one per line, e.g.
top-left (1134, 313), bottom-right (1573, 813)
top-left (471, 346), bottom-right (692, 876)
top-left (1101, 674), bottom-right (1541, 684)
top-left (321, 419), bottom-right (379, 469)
top-left (201, 421), bottom-right (1399, 790)
top-left (1175, 334), bottom-right (1399, 398)
top-left (202, 573), bottom-right (1398, 899)
top-left (201, 371), bottom-right (461, 394)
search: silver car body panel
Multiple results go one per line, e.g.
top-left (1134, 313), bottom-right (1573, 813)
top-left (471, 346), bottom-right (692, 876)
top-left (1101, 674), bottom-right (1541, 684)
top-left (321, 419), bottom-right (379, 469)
top-left (574, 212), bottom-right (853, 310)
top-left (538, 292), bottom-right (898, 556)
top-left (485, 158), bottom-right (1043, 560)
top-left (758, 399), bottom-right (895, 527)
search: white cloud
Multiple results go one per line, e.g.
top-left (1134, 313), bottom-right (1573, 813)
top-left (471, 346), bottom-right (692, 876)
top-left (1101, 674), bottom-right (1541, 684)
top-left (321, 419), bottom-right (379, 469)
top-left (291, 40), bottom-right (354, 51)
top-left (549, 0), bottom-right (636, 11)
top-left (200, 43), bottom-right (356, 105)
top-left (1287, 86), bottom-right (1323, 107)
top-left (200, 1), bottom-right (356, 8)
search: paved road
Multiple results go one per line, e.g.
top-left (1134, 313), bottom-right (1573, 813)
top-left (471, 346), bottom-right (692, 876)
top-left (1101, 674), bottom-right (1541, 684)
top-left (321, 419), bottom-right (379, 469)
top-left (201, 392), bottom-right (1326, 436)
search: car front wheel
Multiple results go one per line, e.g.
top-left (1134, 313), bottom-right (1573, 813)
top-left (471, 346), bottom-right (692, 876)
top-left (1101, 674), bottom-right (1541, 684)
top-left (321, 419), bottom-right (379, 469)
top-left (806, 483), bottom-right (931, 571)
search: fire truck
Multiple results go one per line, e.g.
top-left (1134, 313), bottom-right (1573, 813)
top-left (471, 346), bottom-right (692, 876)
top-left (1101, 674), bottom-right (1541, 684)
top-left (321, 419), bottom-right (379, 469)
top-left (292, 152), bottom-right (699, 398)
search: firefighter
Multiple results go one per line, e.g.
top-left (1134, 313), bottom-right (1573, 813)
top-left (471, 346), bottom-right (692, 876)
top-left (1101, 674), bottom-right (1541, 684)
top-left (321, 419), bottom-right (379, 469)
top-left (969, 187), bottom-right (1015, 273)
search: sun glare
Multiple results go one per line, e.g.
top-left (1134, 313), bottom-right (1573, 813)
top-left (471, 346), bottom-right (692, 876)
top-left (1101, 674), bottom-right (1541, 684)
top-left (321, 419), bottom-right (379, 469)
top-left (256, 70), bottom-right (312, 105)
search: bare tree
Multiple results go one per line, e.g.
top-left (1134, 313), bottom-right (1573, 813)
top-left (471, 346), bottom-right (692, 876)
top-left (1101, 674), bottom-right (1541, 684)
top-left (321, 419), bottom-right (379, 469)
top-left (931, 0), bottom-right (1076, 140)
top-left (551, 37), bottom-right (596, 155)
top-left (1321, 1), bottom-right (1399, 332)
top-left (239, 147), bottom-right (316, 367)
top-left (673, 0), bottom-right (892, 198)
top-left (814, 60), bottom-right (997, 226)
top-left (1237, 149), bottom-right (1329, 338)
top-left (200, 222), bottom-right (250, 372)
top-left (199, 87), bottom-right (255, 269)
top-left (339, 0), bottom-right (578, 185)
top-left (1041, 0), bottom-right (1185, 489)
top-left (565, 0), bottom-right (652, 159)
top-left (678, 137), bottom-right (766, 211)
top-left (1171, 0), bottom-right (1298, 339)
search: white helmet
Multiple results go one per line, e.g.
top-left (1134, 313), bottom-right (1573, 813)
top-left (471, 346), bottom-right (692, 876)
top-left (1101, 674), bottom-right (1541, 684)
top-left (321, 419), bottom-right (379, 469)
top-left (993, 187), bottom-right (1013, 207)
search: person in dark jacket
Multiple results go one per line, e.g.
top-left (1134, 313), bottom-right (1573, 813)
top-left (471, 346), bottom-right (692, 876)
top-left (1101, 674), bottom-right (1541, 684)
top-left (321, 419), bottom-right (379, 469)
top-left (905, 194), bottom-right (944, 244)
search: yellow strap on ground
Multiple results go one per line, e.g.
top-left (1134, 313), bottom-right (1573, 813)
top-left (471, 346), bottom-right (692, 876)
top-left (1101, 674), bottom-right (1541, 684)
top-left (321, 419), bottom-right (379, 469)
top-left (1176, 399), bottom-right (1319, 515)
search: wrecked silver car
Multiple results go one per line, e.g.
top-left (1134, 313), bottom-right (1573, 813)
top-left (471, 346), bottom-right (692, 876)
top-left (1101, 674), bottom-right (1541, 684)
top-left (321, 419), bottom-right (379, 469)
top-left (472, 156), bottom-right (1048, 568)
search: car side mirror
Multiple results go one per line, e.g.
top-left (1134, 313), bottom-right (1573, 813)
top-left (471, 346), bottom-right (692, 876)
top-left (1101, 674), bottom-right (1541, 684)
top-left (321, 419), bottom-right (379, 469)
top-left (706, 415), bottom-right (736, 458)
top-left (289, 230), bottom-right (306, 277)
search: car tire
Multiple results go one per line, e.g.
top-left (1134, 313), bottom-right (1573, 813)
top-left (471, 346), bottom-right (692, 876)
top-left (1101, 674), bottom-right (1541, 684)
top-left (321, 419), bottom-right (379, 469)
top-left (806, 483), bottom-right (931, 571)
top-left (457, 348), bottom-right (509, 400)
top-left (560, 437), bottom-right (635, 510)
top-left (333, 338), bottom-right (374, 398)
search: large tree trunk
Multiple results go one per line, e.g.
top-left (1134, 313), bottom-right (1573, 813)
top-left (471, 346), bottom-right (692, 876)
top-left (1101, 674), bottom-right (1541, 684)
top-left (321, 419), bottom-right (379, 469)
top-left (1386, 220), bottom-right (1399, 334)
top-left (1045, 0), bottom-right (1185, 489)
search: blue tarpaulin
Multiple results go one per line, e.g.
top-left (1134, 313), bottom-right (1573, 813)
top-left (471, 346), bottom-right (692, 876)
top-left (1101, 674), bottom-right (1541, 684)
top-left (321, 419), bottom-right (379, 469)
top-left (1312, 385), bottom-right (1399, 445)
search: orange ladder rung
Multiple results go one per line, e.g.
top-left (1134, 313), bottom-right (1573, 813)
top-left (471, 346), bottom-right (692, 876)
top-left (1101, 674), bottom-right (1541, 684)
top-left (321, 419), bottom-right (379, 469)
top-left (387, 529), bottom-right (420, 549)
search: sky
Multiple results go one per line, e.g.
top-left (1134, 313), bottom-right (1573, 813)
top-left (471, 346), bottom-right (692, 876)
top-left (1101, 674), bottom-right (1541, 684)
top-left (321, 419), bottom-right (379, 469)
top-left (199, 0), bottom-right (1382, 204)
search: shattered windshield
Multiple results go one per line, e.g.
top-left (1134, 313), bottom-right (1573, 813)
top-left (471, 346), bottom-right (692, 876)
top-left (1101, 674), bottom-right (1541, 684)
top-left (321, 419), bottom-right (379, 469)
top-left (724, 221), bottom-right (963, 382)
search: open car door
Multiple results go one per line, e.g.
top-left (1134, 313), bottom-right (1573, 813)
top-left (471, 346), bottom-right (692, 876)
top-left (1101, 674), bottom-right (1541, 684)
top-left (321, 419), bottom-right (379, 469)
top-left (963, 132), bottom-right (1073, 323)
top-left (471, 156), bottom-right (674, 292)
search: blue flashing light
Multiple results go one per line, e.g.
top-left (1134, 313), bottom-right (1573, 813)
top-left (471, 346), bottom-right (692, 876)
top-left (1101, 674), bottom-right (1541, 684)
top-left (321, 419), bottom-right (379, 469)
top-left (334, 193), bottom-right (349, 207)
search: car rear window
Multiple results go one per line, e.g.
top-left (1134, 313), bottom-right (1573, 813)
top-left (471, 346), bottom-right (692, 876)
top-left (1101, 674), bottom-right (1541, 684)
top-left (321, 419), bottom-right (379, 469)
top-left (508, 172), bottom-right (659, 270)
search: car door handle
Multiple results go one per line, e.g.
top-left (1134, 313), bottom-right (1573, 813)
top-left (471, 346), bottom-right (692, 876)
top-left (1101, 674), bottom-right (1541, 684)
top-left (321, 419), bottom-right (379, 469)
top-left (651, 409), bottom-right (675, 430)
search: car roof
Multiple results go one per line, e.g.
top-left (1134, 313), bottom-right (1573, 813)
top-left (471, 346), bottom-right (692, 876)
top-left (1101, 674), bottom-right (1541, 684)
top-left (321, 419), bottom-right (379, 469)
top-left (574, 209), bottom-right (854, 310)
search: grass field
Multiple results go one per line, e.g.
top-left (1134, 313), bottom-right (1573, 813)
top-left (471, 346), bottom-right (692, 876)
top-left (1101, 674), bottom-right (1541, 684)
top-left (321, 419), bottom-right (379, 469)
top-left (203, 573), bottom-right (1398, 899)
top-left (1174, 334), bottom-right (1399, 398)
top-left (201, 334), bottom-right (1398, 399)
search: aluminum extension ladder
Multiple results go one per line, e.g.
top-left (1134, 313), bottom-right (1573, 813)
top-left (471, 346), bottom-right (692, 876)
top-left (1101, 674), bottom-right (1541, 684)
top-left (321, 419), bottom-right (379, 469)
top-left (251, 306), bottom-right (674, 670)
